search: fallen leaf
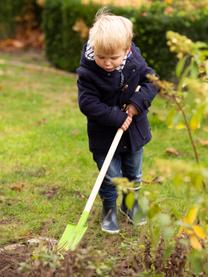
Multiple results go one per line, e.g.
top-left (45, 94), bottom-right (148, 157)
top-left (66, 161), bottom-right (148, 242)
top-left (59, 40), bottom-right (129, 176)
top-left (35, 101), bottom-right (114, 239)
top-left (42, 187), bottom-right (58, 199)
top-left (27, 237), bottom-right (57, 247)
top-left (71, 129), bottom-right (80, 136)
top-left (12, 40), bottom-right (24, 48)
top-left (10, 183), bottom-right (25, 192)
top-left (74, 190), bottom-right (85, 199)
top-left (0, 28), bottom-right (44, 51)
top-left (34, 118), bottom-right (48, 126)
top-left (166, 147), bottom-right (180, 156)
top-left (151, 176), bottom-right (164, 184)
top-left (198, 139), bottom-right (208, 146)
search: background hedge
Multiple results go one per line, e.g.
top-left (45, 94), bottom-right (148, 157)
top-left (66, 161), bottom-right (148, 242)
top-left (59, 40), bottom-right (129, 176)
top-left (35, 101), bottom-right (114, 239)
top-left (43, 1), bottom-right (208, 78)
top-left (0, 0), bottom-right (42, 39)
top-left (0, 0), bottom-right (25, 38)
top-left (1, 0), bottom-right (208, 79)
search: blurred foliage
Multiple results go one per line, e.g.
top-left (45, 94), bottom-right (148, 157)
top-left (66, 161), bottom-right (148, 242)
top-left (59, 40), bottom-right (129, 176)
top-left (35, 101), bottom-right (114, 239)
top-left (112, 32), bottom-right (208, 274)
top-left (171, 0), bottom-right (208, 11)
top-left (0, 0), bottom-right (43, 39)
top-left (82, 0), bottom-right (147, 7)
top-left (150, 31), bottom-right (208, 161)
top-left (0, 0), bottom-right (26, 38)
top-left (147, 33), bottom-right (208, 272)
top-left (43, 0), bottom-right (208, 78)
top-left (1, 0), bottom-right (208, 78)
top-left (83, 0), bottom-right (208, 10)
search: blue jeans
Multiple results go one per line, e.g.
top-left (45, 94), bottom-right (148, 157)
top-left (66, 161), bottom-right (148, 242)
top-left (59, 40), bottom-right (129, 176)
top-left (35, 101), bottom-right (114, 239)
top-left (93, 148), bottom-right (143, 206)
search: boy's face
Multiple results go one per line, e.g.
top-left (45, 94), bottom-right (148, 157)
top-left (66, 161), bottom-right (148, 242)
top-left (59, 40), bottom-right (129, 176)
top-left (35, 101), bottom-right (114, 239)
top-left (94, 48), bottom-right (129, 72)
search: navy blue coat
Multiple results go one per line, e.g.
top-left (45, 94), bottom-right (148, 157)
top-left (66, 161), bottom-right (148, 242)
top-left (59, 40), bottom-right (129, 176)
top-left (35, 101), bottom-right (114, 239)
top-left (77, 43), bottom-right (159, 154)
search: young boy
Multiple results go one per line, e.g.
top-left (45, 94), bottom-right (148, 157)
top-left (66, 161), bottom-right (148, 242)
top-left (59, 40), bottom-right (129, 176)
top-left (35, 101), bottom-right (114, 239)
top-left (77, 9), bottom-right (159, 234)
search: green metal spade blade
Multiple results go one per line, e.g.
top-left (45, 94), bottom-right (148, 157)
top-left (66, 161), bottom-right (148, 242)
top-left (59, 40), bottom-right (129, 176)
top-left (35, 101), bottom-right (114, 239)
top-left (58, 211), bottom-right (89, 251)
top-left (58, 224), bottom-right (88, 251)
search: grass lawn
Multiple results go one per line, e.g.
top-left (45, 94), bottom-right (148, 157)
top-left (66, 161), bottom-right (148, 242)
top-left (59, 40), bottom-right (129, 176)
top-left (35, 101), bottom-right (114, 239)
top-left (0, 51), bottom-right (207, 262)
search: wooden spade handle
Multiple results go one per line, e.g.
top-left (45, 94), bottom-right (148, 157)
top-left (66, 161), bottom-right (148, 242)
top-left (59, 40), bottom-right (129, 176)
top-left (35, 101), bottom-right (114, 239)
top-left (84, 128), bottom-right (124, 213)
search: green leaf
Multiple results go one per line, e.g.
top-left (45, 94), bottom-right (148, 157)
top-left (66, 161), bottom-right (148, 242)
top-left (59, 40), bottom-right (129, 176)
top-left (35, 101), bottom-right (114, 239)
top-left (176, 56), bottom-right (187, 78)
top-left (157, 213), bottom-right (171, 226)
top-left (183, 207), bottom-right (198, 225)
top-left (190, 61), bottom-right (199, 78)
top-left (166, 108), bottom-right (176, 128)
top-left (195, 41), bottom-right (208, 49)
top-left (188, 251), bottom-right (204, 275)
top-left (163, 226), bottom-right (174, 240)
top-left (134, 211), bottom-right (146, 226)
top-left (139, 196), bottom-right (149, 213)
top-left (125, 192), bottom-right (134, 210)
top-left (189, 106), bottom-right (204, 131)
top-left (148, 204), bottom-right (160, 219)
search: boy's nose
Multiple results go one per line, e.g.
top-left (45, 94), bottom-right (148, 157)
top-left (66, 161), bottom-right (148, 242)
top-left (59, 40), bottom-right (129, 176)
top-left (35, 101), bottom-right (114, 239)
top-left (104, 59), bottom-right (111, 66)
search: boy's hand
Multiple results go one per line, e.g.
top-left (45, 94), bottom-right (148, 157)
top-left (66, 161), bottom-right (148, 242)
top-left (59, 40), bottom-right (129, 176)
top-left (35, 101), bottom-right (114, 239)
top-left (121, 104), bottom-right (139, 131)
top-left (121, 114), bottom-right (132, 131)
top-left (126, 104), bottom-right (139, 117)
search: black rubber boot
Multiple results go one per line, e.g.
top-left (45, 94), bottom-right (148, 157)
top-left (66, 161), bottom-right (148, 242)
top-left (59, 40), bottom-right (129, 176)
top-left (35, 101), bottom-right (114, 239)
top-left (120, 192), bottom-right (146, 225)
top-left (101, 201), bottom-right (120, 234)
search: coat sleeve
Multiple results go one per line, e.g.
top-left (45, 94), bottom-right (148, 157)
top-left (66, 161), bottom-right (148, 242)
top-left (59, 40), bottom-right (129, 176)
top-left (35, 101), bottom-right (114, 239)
top-left (129, 51), bottom-right (160, 113)
top-left (77, 73), bottom-right (127, 128)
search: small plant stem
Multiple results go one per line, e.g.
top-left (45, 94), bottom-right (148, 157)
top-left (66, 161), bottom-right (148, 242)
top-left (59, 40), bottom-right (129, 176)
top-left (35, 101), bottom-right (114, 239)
top-left (175, 98), bottom-right (208, 190)
top-left (173, 97), bottom-right (199, 163)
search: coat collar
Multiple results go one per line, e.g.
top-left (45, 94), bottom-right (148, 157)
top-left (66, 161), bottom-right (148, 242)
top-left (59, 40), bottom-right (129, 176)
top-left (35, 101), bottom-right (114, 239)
top-left (80, 42), bottom-right (141, 76)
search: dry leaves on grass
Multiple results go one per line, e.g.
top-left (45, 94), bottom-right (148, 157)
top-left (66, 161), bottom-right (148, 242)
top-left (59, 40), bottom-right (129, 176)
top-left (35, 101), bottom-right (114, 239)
top-left (10, 182), bottom-right (25, 192)
top-left (166, 147), bottom-right (180, 156)
top-left (42, 187), bottom-right (59, 199)
top-left (0, 29), bottom-right (44, 52)
top-left (198, 139), bottom-right (208, 147)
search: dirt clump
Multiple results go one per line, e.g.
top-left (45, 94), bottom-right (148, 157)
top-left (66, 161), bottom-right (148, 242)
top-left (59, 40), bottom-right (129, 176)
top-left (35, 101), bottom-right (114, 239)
top-left (0, 245), bottom-right (29, 277)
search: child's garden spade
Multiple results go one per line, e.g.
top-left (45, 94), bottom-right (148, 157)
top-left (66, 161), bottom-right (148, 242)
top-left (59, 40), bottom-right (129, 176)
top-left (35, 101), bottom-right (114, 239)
top-left (58, 128), bottom-right (124, 251)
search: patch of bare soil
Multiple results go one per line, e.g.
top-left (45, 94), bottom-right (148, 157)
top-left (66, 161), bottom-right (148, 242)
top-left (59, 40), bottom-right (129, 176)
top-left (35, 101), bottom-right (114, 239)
top-left (0, 244), bottom-right (101, 277)
top-left (0, 245), bottom-right (29, 277)
top-left (0, 234), bottom-right (200, 277)
top-left (0, 235), bottom-right (144, 277)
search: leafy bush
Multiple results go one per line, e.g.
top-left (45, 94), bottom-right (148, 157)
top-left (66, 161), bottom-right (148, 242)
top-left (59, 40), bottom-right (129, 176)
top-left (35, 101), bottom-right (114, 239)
top-left (0, 0), bottom-right (25, 38)
top-left (0, 0), bottom-right (42, 39)
top-left (113, 32), bottom-right (208, 275)
top-left (43, 0), bottom-right (105, 71)
top-left (1, 1), bottom-right (208, 78)
top-left (43, 1), bottom-right (208, 78)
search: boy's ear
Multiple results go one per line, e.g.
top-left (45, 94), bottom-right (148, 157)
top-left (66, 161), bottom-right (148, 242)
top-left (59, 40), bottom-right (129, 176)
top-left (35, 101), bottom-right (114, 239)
top-left (126, 47), bottom-right (131, 54)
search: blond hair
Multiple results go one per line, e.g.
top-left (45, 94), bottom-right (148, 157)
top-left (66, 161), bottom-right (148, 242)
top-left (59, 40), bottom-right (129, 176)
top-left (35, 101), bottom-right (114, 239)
top-left (89, 8), bottom-right (133, 54)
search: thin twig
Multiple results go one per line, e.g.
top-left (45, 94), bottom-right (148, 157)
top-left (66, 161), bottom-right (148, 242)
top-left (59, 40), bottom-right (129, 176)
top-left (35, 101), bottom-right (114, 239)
top-left (173, 96), bottom-right (199, 163)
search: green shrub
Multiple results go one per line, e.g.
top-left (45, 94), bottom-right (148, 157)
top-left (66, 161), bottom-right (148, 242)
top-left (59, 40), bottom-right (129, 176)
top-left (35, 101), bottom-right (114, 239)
top-left (0, 0), bottom-right (25, 38)
top-left (43, 1), bottom-right (208, 78)
top-left (134, 6), bottom-right (208, 78)
top-left (0, 0), bottom-right (42, 39)
top-left (43, 0), bottom-right (97, 71)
